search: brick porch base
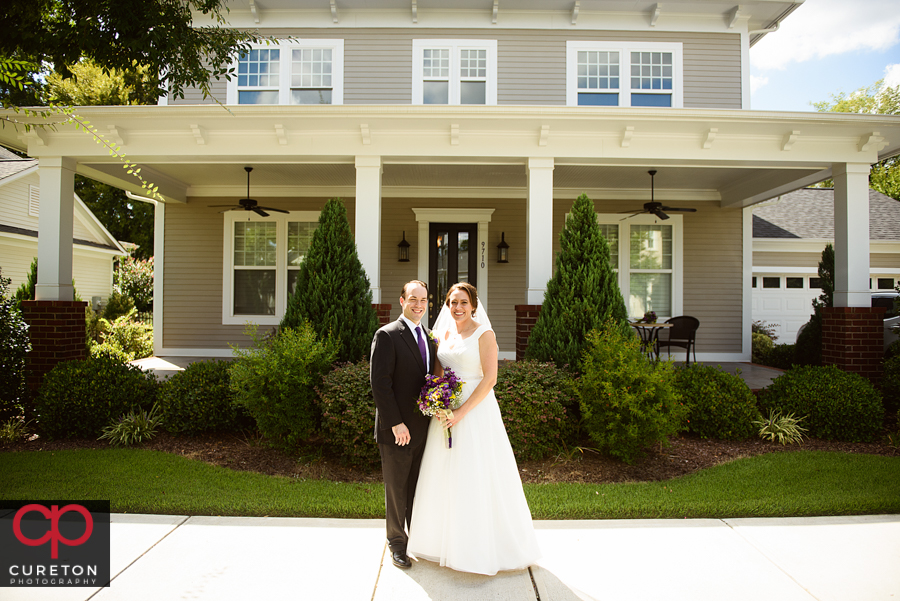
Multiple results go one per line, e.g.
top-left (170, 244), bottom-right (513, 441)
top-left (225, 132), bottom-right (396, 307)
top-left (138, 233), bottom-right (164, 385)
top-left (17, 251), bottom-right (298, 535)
top-left (822, 306), bottom-right (885, 384)
top-left (21, 300), bottom-right (88, 398)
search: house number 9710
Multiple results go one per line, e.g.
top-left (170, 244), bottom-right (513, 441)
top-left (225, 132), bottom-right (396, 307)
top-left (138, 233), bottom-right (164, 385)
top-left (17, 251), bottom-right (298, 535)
top-left (481, 241), bottom-right (486, 268)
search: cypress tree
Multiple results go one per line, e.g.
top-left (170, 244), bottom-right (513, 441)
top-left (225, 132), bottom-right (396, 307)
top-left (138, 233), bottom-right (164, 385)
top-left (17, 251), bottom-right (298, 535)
top-left (525, 193), bottom-right (628, 370)
top-left (280, 198), bottom-right (379, 363)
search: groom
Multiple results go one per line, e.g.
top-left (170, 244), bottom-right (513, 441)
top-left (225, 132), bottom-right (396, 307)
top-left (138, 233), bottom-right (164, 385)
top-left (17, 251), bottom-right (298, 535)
top-left (370, 280), bottom-right (436, 569)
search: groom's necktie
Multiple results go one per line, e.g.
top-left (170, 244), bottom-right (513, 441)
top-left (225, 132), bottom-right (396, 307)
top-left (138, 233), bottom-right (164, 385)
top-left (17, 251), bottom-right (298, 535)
top-left (415, 326), bottom-right (428, 368)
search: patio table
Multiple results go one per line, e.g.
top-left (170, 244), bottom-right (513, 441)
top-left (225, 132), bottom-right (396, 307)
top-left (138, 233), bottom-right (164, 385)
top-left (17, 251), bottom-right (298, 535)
top-left (629, 322), bottom-right (673, 360)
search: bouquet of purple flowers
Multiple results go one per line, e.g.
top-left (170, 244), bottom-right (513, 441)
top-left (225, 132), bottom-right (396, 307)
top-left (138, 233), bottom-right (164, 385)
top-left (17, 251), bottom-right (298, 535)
top-left (417, 368), bottom-right (464, 448)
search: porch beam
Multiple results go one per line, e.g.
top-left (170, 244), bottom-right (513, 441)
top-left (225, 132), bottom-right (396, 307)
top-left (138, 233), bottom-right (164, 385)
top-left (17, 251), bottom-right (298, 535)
top-left (36, 157), bottom-right (77, 301)
top-left (355, 156), bottom-right (383, 304)
top-left (526, 157), bottom-right (554, 305)
top-left (832, 162), bottom-right (871, 307)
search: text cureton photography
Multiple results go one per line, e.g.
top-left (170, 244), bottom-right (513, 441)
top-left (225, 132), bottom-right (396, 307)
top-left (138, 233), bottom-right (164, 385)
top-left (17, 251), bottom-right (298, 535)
top-left (1, 500), bottom-right (110, 588)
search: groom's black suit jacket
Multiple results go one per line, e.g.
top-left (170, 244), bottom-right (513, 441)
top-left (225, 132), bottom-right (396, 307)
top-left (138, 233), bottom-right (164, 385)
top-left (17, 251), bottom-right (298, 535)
top-left (370, 318), bottom-right (436, 446)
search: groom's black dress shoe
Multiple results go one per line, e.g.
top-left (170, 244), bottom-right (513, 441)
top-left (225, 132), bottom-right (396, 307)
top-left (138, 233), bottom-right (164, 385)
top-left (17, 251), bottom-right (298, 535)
top-left (391, 551), bottom-right (412, 569)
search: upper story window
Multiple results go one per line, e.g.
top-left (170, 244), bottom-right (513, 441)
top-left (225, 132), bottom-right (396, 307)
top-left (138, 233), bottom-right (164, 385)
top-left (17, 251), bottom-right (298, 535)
top-left (567, 41), bottom-right (683, 108)
top-left (226, 40), bottom-right (344, 105)
top-left (413, 40), bottom-right (497, 105)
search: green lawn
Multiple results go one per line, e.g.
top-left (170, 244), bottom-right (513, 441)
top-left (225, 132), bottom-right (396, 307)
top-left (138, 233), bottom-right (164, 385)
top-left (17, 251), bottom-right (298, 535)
top-left (1, 449), bottom-right (898, 519)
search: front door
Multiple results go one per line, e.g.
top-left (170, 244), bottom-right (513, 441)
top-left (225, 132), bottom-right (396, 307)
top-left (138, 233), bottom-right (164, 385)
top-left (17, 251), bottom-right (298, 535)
top-left (428, 223), bottom-right (477, 328)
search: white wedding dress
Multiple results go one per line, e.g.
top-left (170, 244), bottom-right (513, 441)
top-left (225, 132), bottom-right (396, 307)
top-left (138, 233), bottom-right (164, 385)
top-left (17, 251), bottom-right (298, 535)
top-left (406, 324), bottom-right (541, 575)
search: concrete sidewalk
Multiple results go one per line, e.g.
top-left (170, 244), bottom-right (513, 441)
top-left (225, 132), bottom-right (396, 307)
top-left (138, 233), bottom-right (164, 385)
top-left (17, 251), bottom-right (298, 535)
top-left (7, 515), bottom-right (899, 601)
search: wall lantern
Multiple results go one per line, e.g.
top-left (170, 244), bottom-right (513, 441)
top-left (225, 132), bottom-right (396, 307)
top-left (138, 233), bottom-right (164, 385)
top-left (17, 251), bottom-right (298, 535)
top-left (497, 232), bottom-right (510, 263)
top-left (398, 231), bottom-right (411, 262)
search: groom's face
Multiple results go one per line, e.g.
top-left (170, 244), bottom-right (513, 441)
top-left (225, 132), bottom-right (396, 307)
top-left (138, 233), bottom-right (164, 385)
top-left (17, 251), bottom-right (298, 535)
top-left (400, 283), bottom-right (428, 325)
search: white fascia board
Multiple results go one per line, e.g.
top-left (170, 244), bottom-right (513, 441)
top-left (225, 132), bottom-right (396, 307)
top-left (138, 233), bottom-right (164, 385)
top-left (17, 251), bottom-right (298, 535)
top-left (74, 194), bottom-right (128, 255)
top-left (0, 231), bottom-right (122, 257)
top-left (754, 239), bottom-right (900, 253)
top-left (0, 163), bottom-right (38, 187)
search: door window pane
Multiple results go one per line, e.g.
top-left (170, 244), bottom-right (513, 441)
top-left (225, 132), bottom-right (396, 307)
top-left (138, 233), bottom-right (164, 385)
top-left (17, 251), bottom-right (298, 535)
top-left (234, 270), bottom-right (276, 315)
top-left (457, 232), bottom-right (470, 283)
top-left (629, 273), bottom-right (671, 317)
top-left (630, 224), bottom-right (672, 269)
top-left (435, 231), bottom-right (449, 307)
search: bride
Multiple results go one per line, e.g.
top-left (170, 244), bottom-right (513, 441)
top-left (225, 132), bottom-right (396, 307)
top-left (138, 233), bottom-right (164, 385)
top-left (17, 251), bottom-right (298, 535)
top-left (406, 282), bottom-right (541, 575)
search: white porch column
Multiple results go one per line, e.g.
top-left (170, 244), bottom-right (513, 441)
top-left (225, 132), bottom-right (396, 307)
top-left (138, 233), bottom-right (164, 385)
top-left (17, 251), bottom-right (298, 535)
top-left (355, 156), bottom-right (383, 304)
top-left (36, 157), bottom-right (77, 301)
top-left (832, 162), bottom-right (871, 307)
top-left (526, 157), bottom-right (554, 305)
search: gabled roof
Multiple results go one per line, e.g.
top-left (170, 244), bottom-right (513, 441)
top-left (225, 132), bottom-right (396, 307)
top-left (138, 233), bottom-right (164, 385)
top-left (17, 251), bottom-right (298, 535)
top-left (752, 188), bottom-right (900, 241)
top-left (0, 146), bottom-right (37, 181)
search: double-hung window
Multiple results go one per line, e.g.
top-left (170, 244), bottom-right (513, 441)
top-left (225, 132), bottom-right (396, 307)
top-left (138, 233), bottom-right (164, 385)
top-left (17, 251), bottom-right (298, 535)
top-left (567, 41), bottom-right (682, 108)
top-left (413, 40), bottom-right (497, 105)
top-left (223, 211), bottom-right (320, 325)
top-left (593, 214), bottom-right (683, 320)
top-left (227, 40), bottom-right (344, 105)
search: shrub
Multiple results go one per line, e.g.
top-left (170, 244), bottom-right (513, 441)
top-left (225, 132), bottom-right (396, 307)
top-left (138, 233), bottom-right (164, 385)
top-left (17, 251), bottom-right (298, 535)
top-left (881, 355), bottom-right (900, 417)
top-left (35, 353), bottom-right (158, 439)
top-left (115, 254), bottom-right (154, 312)
top-left (281, 199), bottom-right (379, 363)
top-left (577, 321), bottom-right (686, 464)
top-left (675, 364), bottom-right (760, 440)
top-left (0, 417), bottom-right (32, 443)
top-left (0, 269), bottom-right (31, 421)
top-left (751, 332), bottom-right (774, 364)
top-left (886, 340), bottom-right (900, 361)
top-left (494, 360), bottom-right (578, 461)
top-left (525, 193), bottom-right (628, 370)
top-left (755, 343), bottom-right (796, 370)
top-left (752, 320), bottom-right (779, 341)
top-left (98, 404), bottom-right (162, 447)
top-left (759, 365), bottom-right (883, 442)
top-left (12, 257), bottom-right (38, 310)
top-left (317, 360), bottom-right (379, 469)
top-left (753, 409), bottom-right (808, 445)
top-left (230, 323), bottom-right (337, 451)
top-left (103, 290), bottom-right (135, 322)
top-left (794, 317), bottom-right (821, 366)
top-left (91, 307), bottom-right (153, 361)
top-left (159, 360), bottom-right (252, 435)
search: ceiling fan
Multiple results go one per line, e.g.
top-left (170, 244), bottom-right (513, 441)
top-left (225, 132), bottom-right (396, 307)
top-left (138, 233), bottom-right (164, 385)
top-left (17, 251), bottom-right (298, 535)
top-left (620, 170), bottom-right (697, 221)
top-left (208, 167), bottom-right (289, 217)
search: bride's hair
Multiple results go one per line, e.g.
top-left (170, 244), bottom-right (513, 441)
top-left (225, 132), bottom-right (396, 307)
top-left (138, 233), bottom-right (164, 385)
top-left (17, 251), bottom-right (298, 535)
top-left (445, 282), bottom-right (479, 313)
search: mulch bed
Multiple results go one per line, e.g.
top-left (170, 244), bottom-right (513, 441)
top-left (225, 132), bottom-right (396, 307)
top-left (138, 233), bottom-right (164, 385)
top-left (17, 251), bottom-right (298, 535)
top-left (3, 431), bottom-right (898, 485)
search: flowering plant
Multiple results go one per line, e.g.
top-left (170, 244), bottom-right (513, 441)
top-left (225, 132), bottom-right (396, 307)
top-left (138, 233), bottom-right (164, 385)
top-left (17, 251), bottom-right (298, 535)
top-left (640, 311), bottom-right (657, 323)
top-left (417, 368), bottom-right (464, 448)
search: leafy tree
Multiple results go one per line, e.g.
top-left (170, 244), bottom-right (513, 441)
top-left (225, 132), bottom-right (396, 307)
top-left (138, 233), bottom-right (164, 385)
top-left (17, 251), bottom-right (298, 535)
top-left (525, 193), bottom-right (628, 370)
top-left (13, 257), bottom-right (38, 310)
top-left (1, 0), bottom-right (263, 102)
top-left (280, 199), bottom-right (379, 363)
top-left (115, 254), bottom-right (154, 312)
top-left (814, 79), bottom-right (900, 200)
top-left (76, 179), bottom-right (154, 259)
top-left (45, 58), bottom-right (158, 106)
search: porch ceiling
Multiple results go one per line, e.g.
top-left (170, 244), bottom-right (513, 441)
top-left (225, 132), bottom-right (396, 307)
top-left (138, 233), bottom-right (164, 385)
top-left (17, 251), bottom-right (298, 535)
top-left (3, 105), bottom-right (898, 208)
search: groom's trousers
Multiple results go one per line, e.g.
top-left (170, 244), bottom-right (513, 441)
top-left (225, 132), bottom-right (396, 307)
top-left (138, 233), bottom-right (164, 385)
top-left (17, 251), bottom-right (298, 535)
top-left (380, 437), bottom-right (427, 553)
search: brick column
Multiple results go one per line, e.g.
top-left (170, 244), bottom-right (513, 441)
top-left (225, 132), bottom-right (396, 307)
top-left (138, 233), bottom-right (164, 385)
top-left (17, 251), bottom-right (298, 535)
top-left (515, 305), bottom-right (542, 361)
top-left (822, 306), bottom-right (884, 384)
top-left (373, 303), bottom-right (392, 327)
top-left (22, 300), bottom-right (87, 396)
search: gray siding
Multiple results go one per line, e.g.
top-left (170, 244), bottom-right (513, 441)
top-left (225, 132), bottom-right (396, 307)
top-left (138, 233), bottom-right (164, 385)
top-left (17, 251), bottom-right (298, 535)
top-left (170, 28), bottom-right (742, 109)
top-left (162, 196), bottom-right (354, 349)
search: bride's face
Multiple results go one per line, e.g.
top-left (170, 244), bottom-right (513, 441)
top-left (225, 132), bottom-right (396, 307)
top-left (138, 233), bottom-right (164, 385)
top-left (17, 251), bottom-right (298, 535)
top-left (447, 289), bottom-right (474, 325)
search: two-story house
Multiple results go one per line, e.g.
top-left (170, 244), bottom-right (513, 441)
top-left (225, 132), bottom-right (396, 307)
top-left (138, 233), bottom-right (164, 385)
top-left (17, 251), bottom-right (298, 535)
top-left (3, 0), bottom-right (899, 371)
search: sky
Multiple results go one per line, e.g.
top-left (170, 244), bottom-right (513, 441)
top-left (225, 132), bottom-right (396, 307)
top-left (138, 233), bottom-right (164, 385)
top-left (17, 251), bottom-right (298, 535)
top-left (749, 0), bottom-right (900, 112)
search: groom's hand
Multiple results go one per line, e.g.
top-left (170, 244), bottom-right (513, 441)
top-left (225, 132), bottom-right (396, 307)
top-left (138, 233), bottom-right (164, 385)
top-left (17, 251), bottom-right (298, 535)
top-left (392, 423), bottom-right (411, 446)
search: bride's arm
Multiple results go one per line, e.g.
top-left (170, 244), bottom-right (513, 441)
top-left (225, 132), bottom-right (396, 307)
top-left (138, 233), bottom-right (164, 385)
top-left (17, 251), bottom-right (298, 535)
top-left (443, 330), bottom-right (498, 428)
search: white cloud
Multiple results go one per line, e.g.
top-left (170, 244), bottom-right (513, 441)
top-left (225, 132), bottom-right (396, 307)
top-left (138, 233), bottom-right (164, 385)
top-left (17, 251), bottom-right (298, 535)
top-left (751, 0), bottom-right (900, 72)
top-left (750, 75), bottom-right (769, 93)
top-left (885, 64), bottom-right (900, 88)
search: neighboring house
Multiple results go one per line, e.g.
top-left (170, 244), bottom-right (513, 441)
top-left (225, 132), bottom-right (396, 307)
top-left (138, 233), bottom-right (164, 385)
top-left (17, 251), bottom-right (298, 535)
top-left (0, 147), bottom-right (126, 307)
top-left (752, 188), bottom-right (900, 341)
top-left (2, 0), bottom-right (900, 364)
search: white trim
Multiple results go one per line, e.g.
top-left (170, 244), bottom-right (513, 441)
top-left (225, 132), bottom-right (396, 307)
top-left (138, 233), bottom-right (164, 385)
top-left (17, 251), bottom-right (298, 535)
top-left (226, 39), bottom-right (344, 106)
top-left (498, 351), bottom-right (516, 361)
top-left (753, 238), bottom-right (900, 253)
top-left (156, 348), bottom-right (234, 358)
top-left (153, 202), bottom-right (165, 356)
top-left (566, 41), bottom-right (683, 108)
top-left (412, 39), bottom-right (498, 106)
top-left (742, 205), bottom-right (752, 361)
top-left (222, 210), bottom-right (321, 325)
top-left (412, 207), bottom-right (494, 324)
top-left (595, 213), bottom-right (683, 321)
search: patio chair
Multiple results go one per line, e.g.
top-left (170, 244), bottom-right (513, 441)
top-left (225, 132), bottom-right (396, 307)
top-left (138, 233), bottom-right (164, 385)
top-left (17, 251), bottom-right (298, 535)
top-left (656, 316), bottom-right (699, 365)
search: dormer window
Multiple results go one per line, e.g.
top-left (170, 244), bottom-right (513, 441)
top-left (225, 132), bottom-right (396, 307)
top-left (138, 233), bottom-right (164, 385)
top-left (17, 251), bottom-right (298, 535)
top-left (567, 41), bottom-right (682, 108)
top-left (413, 40), bottom-right (497, 105)
top-left (227, 40), bottom-right (344, 105)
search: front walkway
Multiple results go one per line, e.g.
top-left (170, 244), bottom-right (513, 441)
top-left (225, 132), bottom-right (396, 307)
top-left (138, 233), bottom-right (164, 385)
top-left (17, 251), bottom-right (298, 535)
top-left (132, 356), bottom-right (783, 390)
top-left (8, 515), bottom-right (899, 601)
